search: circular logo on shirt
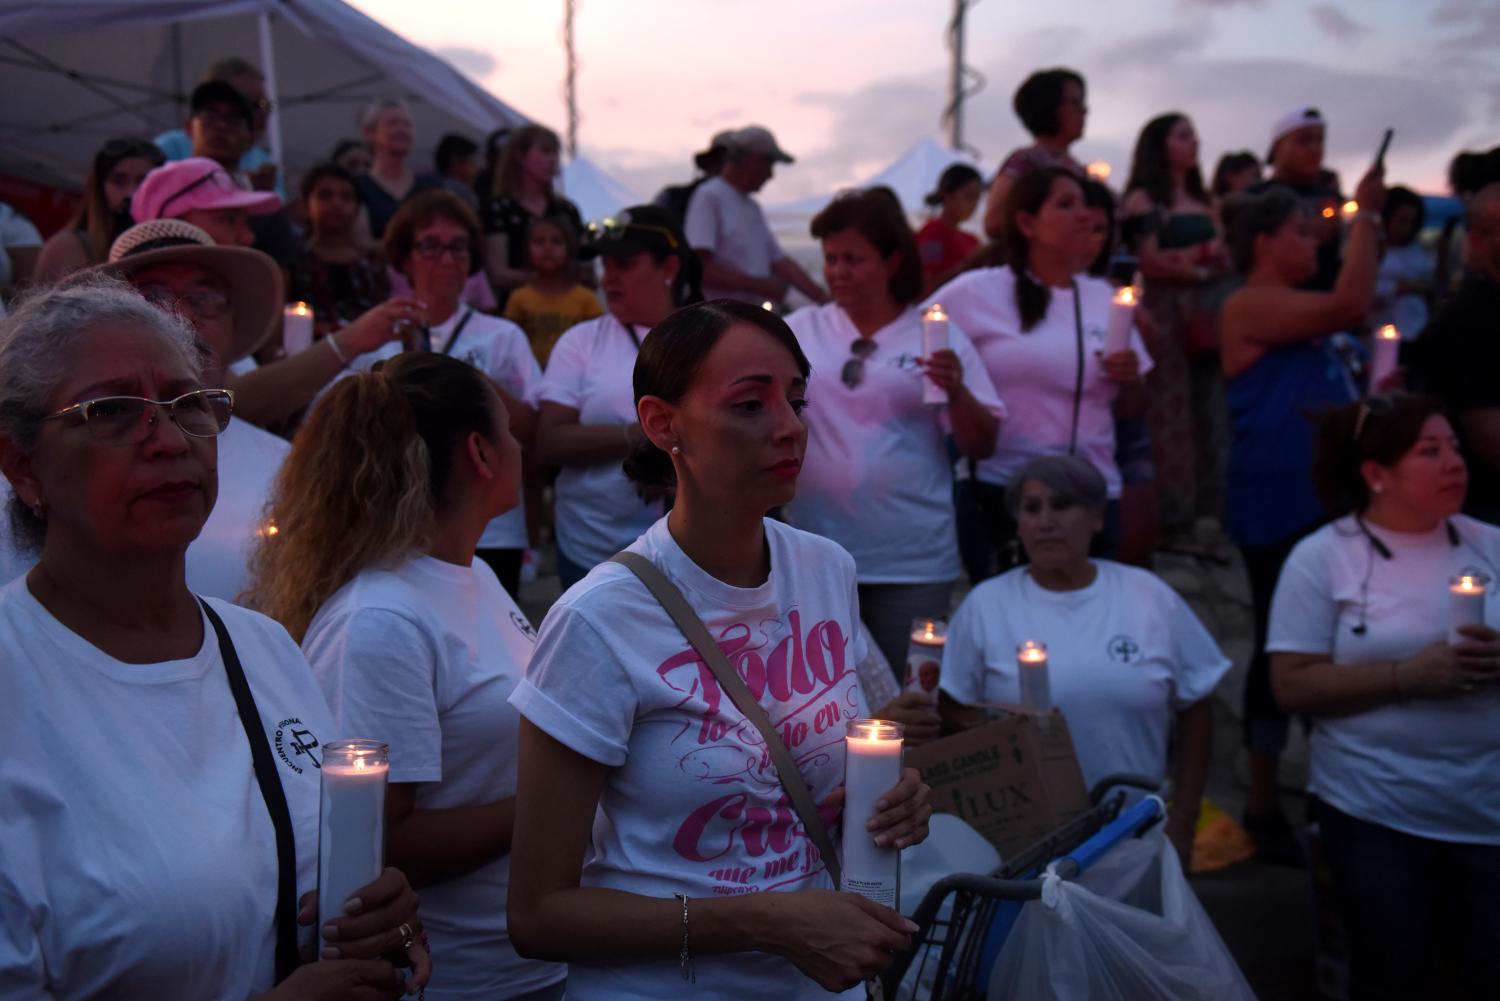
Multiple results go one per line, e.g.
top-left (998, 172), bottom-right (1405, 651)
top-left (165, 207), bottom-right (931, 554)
top-left (274, 718), bottom-right (322, 774)
top-left (509, 610), bottom-right (538, 642)
top-left (1106, 635), bottom-right (1142, 664)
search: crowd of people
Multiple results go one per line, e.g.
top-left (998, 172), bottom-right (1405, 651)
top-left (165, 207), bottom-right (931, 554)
top-left (0, 52), bottom-right (1497, 1001)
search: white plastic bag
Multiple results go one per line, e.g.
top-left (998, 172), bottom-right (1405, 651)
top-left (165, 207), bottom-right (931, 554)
top-left (986, 828), bottom-right (1256, 1001)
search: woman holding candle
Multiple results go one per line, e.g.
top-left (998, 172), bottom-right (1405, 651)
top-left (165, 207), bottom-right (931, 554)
top-left (0, 279), bottom-right (428, 999)
top-left (940, 454), bottom-right (1229, 868)
top-left (1267, 393), bottom-right (1500, 1001)
top-left (534, 205), bottom-right (699, 588)
top-left (782, 189), bottom-right (1004, 671)
top-left (348, 190), bottom-right (540, 596)
top-left (931, 167), bottom-right (1152, 582)
top-left (509, 299), bottom-right (932, 998)
top-left (1221, 170), bottom-right (1383, 858)
top-left (288, 163), bottom-right (392, 339)
top-left (1121, 113), bottom-right (1235, 542)
top-left (249, 351), bottom-right (566, 1001)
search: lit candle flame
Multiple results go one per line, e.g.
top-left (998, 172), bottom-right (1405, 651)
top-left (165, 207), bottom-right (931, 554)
top-left (1086, 160), bottom-right (1111, 182)
top-left (847, 719), bottom-right (904, 742)
top-left (290, 301), bottom-right (312, 317)
top-left (1378, 324), bottom-right (1400, 342)
top-left (1342, 200), bottom-right (1359, 217)
top-left (354, 756), bottom-right (367, 770)
top-left (925, 303), bottom-right (947, 323)
top-left (1114, 286), bottom-right (1136, 307)
top-left (1017, 640), bottom-right (1048, 664)
top-left (1321, 206), bottom-right (1336, 219)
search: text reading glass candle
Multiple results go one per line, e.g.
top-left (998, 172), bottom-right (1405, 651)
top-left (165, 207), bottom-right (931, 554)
top-left (317, 739), bottom-right (389, 946)
top-left (282, 301), bottom-right (314, 356)
top-left (841, 720), bottom-right (905, 907)
top-left (904, 618), bottom-right (946, 701)
top-left (1016, 640), bottom-right (1052, 711)
top-left (1449, 574), bottom-right (1489, 645)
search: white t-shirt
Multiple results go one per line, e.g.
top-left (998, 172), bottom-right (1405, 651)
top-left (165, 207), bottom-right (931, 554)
top-left (538, 315), bottom-right (664, 570)
top-left (1373, 242), bottom-right (1434, 340)
top-left (941, 560), bottom-right (1229, 789)
top-left (0, 203), bottom-right (42, 291)
top-left (1267, 515), bottom-right (1500, 843)
top-left (782, 303), bottom-right (1005, 583)
top-left (0, 416), bottom-right (287, 602)
top-left (926, 267), bottom-right (1154, 498)
top-left (510, 516), bottom-right (868, 1001)
top-left (352, 309), bottom-right (542, 551)
top-left (0, 583), bottom-right (330, 998)
top-left (303, 556), bottom-right (564, 1000)
top-left (684, 176), bottom-right (785, 303)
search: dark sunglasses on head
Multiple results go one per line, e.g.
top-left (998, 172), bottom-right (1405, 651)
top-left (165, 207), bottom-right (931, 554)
top-left (1352, 393), bottom-right (1396, 442)
top-left (41, 389), bottom-right (234, 446)
top-left (841, 338), bottom-right (877, 390)
top-left (589, 215), bottom-right (679, 251)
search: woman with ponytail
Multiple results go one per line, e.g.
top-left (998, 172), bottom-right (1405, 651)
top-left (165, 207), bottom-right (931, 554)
top-left (247, 352), bottom-right (566, 1001)
top-left (915, 163), bottom-right (984, 295)
top-left (929, 166), bottom-right (1152, 582)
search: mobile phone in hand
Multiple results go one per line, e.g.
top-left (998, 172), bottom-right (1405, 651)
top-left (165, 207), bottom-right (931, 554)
top-left (1374, 129), bottom-right (1394, 171)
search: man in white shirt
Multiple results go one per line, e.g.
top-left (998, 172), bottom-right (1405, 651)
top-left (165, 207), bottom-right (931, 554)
top-left (684, 125), bottom-right (827, 306)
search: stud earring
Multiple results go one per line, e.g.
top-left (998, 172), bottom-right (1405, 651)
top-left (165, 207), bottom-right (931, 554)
top-left (671, 446), bottom-right (681, 455)
top-left (1372, 483), bottom-right (1385, 494)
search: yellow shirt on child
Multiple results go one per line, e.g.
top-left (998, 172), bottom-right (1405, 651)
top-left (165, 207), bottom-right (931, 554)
top-left (503, 284), bottom-right (605, 367)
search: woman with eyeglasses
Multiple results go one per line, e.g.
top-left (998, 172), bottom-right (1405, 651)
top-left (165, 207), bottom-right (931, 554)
top-left (930, 167), bottom-right (1152, 583)
top-left (345, 190), bottom-right (540, 596)
top-left (0, 277), bottom-right (429, 1000)
top-left (248, 352), bottom-right (566, 1001)
top-left (35, 137), bottom-right (165, 284)
top-left (1220, 170), bottom-right (1384, 860)
top-left (782, 189), bottom-right (1002, 675)
top-left (1267, 393), bottom-right (1500, 1001)
top-left (535, 204), bottom-right (700, 589)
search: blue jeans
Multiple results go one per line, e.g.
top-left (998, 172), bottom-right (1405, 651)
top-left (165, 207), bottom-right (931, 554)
top-left (1316, 798), bottom-right (1500, 1001)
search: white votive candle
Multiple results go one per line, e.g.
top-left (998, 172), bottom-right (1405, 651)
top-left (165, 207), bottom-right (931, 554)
top-left (1104, 285), bottom-right (1136, 356)
top-left (1449, 574), bottom-right (1489, 645)
top-left (318, 739), bottom-right (388, 944)
top-left (904, 618), bottom-right (946, 701)
top-left (1369, 324), bottom-right (1400, 391)
top-left (1017, 640), bottom-right (1051, 711)
top-left (921, 303), bottom-right (949, 406)
top-left (841, 719), bottom-right (904, 907)
top-left (283, 301), bottom-right (315, 356)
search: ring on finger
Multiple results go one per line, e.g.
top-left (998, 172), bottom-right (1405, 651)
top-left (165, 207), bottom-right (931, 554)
top-left (399, 922), bottom-right (415, 949)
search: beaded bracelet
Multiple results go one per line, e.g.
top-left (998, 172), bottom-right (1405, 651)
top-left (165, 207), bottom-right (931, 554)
top-left (673, 892), bottom-right (695, 983)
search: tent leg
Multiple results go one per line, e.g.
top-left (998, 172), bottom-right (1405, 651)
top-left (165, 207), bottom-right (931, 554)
top-left (257, 11), bottom-right (284, 167)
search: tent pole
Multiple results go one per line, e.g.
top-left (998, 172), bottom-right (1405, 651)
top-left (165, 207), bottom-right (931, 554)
top-left (258, 10), bottom-right (285, 167)
top-left (945, 0), bottom-right (966, 151)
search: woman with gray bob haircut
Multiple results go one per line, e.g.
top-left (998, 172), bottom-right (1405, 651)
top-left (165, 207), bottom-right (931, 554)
top-left (0, 276), bottom-right (430, 999)
top-left (942, 453), bottom-right (1230, 870)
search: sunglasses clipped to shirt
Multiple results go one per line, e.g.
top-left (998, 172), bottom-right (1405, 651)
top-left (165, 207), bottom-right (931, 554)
top-left (41, 389), bottom-right (235, 446)
top-left (841, 338), bottom-right (877, 390)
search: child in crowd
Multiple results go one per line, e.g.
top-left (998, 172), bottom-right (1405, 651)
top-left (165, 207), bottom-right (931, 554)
top-left (503, 215), bottom-right (602, 368)
top-left (916, 163), bottom-right (985, 296)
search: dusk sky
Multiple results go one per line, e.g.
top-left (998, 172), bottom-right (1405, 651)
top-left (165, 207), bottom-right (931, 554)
top-left (350, 0), bottom-right (1498, 205)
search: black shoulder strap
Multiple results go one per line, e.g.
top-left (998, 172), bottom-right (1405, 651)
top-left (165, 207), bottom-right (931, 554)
top-left (439, 309), bottom-right (476, 356)
top-left (200, 599), bottom-right (299, 983)
top-left (1068, 282), bottom-right (1085, 455)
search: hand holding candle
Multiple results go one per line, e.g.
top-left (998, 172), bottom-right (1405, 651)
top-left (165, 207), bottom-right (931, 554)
top-left (318, 740), bottom-right (389, 945)
top-left (841, 720), bottom-right (905, 907)
top-left (1449, 574), bottom-right (1489, 646)
top-left (1017, 640), bottom-right (1052, 712)
top-left (1105, 285), bottom-right (1137, 357)
top-left (283, 301), bottom-right (314, 356)
top-left (1369, 324), bottom-right (1400, 391)
top-left (921, 304), bottom-right (950, 406)
top-left (904, 618), bottom-right (946, 701)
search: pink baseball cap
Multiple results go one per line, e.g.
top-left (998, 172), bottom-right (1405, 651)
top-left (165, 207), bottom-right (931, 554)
top-left (131, 157), bottom-right (281, 223)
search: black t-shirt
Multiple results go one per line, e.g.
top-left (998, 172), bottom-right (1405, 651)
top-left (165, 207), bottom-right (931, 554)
top-left (1417, 274), bottom-right (1500, 520)
top-left (479, 193), bottom-right (584, 269)
top-left (1249, 172), bottom-right (1343, 292)
top-left (354, 172), bottom-right (445, 240)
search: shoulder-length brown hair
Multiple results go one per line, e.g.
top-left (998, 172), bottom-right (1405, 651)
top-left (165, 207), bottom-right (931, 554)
top-left (491, 124), bottom-right (561, 201)
top-left (383, 189), bottom-right (484, 276)
top-left (810, 187), bottom-right (924, 306)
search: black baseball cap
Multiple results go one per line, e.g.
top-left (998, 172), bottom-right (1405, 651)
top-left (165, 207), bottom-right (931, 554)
top-left (581, 204), bottom-right (688, 260)
top-left (190, 80), bottom-right (254, 128)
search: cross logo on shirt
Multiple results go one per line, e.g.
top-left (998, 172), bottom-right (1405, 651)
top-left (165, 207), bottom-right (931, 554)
top-left (1106, 635), bottom-right (1141, 664)
top-left (274, 718), bottom-right (322, 774)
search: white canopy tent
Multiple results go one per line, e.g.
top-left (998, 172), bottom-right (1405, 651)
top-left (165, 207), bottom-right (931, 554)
top-left (559, 154), bottom-right (641, 225)
top-left (0, 0), bottom-right (531, 188)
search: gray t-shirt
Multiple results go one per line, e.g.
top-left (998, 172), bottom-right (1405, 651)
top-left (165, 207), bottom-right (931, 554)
top-left (683, 176), bottom-right (784, 303)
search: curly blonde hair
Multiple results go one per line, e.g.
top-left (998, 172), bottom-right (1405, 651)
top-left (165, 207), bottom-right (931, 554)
top-left (245, 352), bottom-right (498, 640)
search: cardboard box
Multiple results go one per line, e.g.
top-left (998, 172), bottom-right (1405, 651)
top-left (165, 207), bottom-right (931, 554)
top-left (905, 708), bottom-right (1090, 861)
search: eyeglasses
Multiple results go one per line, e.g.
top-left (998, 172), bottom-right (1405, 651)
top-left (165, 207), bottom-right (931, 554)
top-left (412, 237), bottom-right (472, 260)
top-left (42, 389), bottom-right (234, 445)
top-left (1352, 393), bottom-right (1395, 442)
top-left (589, 216), bottom-right (680, 251)
top-left (841, 338), bottom-right (877, 390)
top-left (138, 284), bottom-right (231, 320)
top-left (157, 167), bottom-right (241, 216)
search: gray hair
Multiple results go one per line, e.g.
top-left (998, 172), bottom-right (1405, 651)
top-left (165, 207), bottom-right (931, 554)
top-left (0, 275), bottom-right (203, 549)
top-left (1005, 454), bottom-right (1108, 517)
top-left (360, 97), bottom-right (414, 133)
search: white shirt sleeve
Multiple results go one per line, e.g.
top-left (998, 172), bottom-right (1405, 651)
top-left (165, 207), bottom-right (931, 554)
top-left (1267, 535), bottom-right (1338, 656)
top-left (949, 325), bottom-right (1006, 420)
top-left (538, 325), bottom-right (591, 409)
top-left (1156, 580), bottom-right (1233, 708)
top-left (683, 184), bottom-right (721, 253)
top-left (488, 321), bottom-right (544, 405)
top-left (510, 597), bottom-right (642, 766)
top-left (939, 588), bottom-right (988, 704)
top-left (0, 206), bottom-right (41, 248)
top-left (0, 875), bottom-right (45, 998)
top-left (306, 606), bottom-right (444, 784)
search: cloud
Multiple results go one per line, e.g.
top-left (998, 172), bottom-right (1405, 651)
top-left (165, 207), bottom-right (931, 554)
top-left (1177, 0), bottom-right (1266, 7)
top-left (433, 45), bottom-right (499, 80)
top-left (1308, 4), bottom-right (1367, 41)
top-left (1092, 25), bottom-right (1213, 67)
